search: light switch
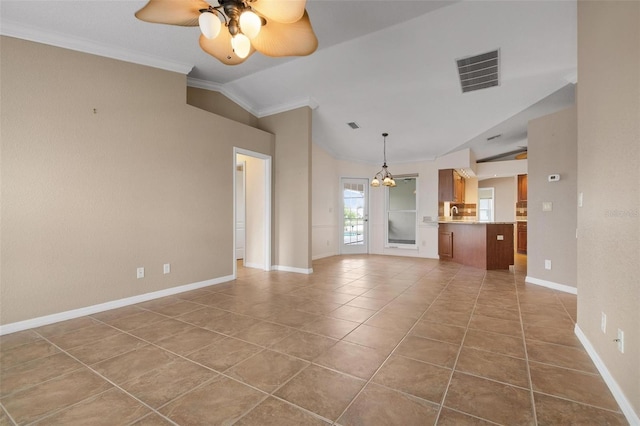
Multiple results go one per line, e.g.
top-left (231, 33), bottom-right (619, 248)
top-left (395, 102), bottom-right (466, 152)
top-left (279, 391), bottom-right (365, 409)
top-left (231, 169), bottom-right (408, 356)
top-left (542, 202), bottom-right (553, 212)
top-left (497, 235), bottom-right (504, 240)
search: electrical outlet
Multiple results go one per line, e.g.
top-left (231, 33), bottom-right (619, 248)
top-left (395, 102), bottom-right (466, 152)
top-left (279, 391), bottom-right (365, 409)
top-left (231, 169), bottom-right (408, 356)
top-left (617, 329), bottom-right (624, 353)
top-left (136, 267), bottom-right (145, 279)
top-left (163, 263), bottom-right (171, 274)
top-left (545, 260), bottom-right (552, 270)
top-left (601, 312), bottom-right (607, 333)
top-left (543, 202), bottom-right (553, 212)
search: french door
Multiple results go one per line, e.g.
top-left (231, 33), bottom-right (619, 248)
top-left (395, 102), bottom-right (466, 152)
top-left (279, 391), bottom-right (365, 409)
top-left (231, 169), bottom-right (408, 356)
top-left (340, 178), bottom-right (369, 254)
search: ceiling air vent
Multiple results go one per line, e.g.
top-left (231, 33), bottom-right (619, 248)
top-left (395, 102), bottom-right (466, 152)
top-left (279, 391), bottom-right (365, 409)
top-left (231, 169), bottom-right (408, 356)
top-left (457, 49), bottom-right (500, 93)
top-left (347, 122), bottom-right (360, 129)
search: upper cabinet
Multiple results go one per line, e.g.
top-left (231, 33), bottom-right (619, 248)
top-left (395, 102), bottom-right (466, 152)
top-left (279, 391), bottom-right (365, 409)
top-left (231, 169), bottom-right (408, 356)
top-left (517, 174), bottom-right (528, 201)
top-left (439, 169), bottom-right (465, 203)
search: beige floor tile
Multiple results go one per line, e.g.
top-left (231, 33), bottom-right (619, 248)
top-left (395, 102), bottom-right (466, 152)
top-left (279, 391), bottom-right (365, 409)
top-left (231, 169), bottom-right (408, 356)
top-left (186, 337), bottom-right (262, 372)
top-left (130, 413), bottom-right (176, 425)
top-left (436, 407), bottom-right (496, 425)
top-left (365, 312), bottom-right (417, 333)
top-left (33, 317), bottom-right (101, 338)
top-left (104, 310), bottom-right (167, 332)
top-left (146, 300), bottom-right (202, 317)
top-left (275, 365), bottom-right (365, 421)
top-left (270, 331), bottom-right (337, 361)
top-left (128, 318), bottom-right (195, 343)
top-left (0, 340), bottom-right (59, 371)
top-left (444, 372), bottom-right (535, 425)
top-left (227, 350), bottom-right (309, 393)
top-left (0, 331), bottom-right (42, 353)
top-left (196, 311), bottom-right (259, 335)
top-left (468, 314), bottom-right (523, 337)
top-left (379, 302), bottom-right (427, 320)
top-left (372, 355), bottom-right (451, 403)
top-left (31, 388), bottom-right (149, 425)
top-left (92, 345), bottom-right (178, 385)
top-left (463, 328), bottom-right (525, 358)
top-left (337, 383), bottom-right (438, 426)
top-left (455, 346), bottom-right (529, 388)
top-left (523, 323), bottom-right (583, 348)
top-left (0, 408), bottom-right (12, 426)
top-left (66, 332), bottom-right (147, 365)
top-left (121, 358), bottom-right (217, 408)
top-left (154, 326), bottom-right (225, 356)
top-left (410, 320), bottom-right (466, 345)
top-left (345, 296), bottom-right (389, 310)
top-left (534, 392), bottom-right (627, 425)
top-left (327, 305), bottom-right (376, 323)
top-left (300, 317), bottom-right (360, 339)
top-left (175, 307), bottom-right (230, 329)
top-left (236, 397), bottom-right (330, 425)
top-left (160, 376), bottom-right (266, 425)
top-left (0, 352), bottom-right (82, 398)
top-left (395, 336), bottom-right (459, 368)
top-left (529, 362), bottom-right (619, 410)
top-left (314, 341), bottom-right (387, 380)
top-left (232, 321), bottom-right (293, 347)
top-left (2, 368), bottom-right (112, 425)
top-left (343, 324), bottom-right (405, 354)
top-left (267, 309), bottom-right (322, 328)
top-left (526, 339), bottom-right (598, 374)
top-left (47, 323), bottom-right (121, 350)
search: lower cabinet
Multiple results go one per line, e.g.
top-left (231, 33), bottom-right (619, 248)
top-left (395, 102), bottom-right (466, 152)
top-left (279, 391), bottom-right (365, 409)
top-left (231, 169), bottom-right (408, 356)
top-left (438, 231), bottom-right (453, 258)
top-left (517, 222), bottom-right (527, 254)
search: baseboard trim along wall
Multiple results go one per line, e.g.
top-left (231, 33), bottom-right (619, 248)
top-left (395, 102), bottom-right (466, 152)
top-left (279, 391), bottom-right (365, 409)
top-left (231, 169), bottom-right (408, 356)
top-left (0, 275), bottom-right (234, 336)
top-left (272, 265), bottom-right (313, 274)
top-left (574, 325), bottom-right (640, 425)
top-left (525, 276), bottom-right (577, 295)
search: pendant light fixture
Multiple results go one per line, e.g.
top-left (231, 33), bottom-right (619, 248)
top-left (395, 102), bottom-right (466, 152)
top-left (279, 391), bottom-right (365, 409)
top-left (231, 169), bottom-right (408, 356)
top-left (371, 133), bottom-right (396, 187)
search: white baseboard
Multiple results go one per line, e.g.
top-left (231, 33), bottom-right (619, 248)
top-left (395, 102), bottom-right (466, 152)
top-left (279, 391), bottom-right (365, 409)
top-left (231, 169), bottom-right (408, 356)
top-left (272, 265), bottom-right (313, 275)
top-left (525, 276), bottom-right (577, 294)
top-left (243, 262), bottom-right (266, 270)
top-left (0, 275), bottom-right (234, 336)
top-left (312, 252), bottom-right (337, 261)
top-left (574, 325), bottom-right (640, 425)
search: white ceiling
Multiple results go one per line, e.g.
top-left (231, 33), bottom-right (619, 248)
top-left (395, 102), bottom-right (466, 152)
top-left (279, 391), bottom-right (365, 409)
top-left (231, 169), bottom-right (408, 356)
top-left (0, 0), bottom-right (577, 165)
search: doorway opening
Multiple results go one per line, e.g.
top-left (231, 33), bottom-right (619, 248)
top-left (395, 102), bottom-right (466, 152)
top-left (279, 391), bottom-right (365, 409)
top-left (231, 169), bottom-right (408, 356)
top-left (234, 148), bottom-right (272, 278)
top-left (340, 177), bottom-right (369, 255)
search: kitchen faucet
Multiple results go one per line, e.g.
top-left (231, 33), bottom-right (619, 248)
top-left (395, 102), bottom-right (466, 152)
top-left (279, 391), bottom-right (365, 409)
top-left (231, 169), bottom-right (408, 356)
top-left (450, 206), bottom-right (458, 216)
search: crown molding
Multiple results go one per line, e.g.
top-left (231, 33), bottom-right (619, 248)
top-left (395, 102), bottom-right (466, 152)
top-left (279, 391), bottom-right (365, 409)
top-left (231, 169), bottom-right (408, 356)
top-left (187, 77), bottom-right (319, 118)
top-left (0, 20), bottom-right (193, 75)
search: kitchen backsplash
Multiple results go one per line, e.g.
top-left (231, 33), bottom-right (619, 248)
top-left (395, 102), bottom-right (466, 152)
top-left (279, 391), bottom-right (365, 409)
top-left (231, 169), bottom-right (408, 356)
top-left (438, 202), bottom-right (477, 218)
top-left (516, 201), bottom-right (528, 218)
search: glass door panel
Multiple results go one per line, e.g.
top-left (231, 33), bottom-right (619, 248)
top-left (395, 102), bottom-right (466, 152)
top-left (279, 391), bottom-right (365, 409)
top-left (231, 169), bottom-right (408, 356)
top-left (341, 178), bottom-right (368, 254)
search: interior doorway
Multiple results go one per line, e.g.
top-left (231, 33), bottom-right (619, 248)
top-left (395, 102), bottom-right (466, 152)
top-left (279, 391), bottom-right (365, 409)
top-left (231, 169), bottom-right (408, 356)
top-left (340, 177), bottom-right (369, 255)
top-left (234, 148), bottom-right (272, 278)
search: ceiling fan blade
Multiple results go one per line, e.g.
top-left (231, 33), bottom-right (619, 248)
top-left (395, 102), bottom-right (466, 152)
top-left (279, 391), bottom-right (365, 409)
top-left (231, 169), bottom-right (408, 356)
top-left (251, 11), bottom-right (317, 57)
top-left (199, 32), bottom-right (256, 65)
top-left (251, 0), bottom-right (306, 23)
top-left (135, 0), bottom-right (210, 26)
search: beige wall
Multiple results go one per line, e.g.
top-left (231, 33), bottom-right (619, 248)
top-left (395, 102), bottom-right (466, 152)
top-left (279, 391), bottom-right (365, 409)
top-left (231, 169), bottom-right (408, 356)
top-left (0, 37), bottom-right (274, 325)
top-left (577, 1), bottom-right (639, 417)
top-left (258, 108), bottom-right (313, 271)
top-left (311, 143), bottom-right (340, 259)
top-left (527, 107), bottom-right (577, 288)
top-left (187, 87), bottom-right (259, 128)
top-left (478, 177), bottom-right (516, 223)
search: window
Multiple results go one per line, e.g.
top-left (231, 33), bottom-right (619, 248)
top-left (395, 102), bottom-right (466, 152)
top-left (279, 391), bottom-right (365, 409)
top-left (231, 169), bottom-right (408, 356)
top-left (478, 187), bottom-right (495, 222)
top-left (386, 176), bottom-right (417, 247)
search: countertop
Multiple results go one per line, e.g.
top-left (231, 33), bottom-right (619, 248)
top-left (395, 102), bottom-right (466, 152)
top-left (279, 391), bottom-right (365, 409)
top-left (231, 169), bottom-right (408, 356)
top-left (438, 220), bottom-right (515, 225)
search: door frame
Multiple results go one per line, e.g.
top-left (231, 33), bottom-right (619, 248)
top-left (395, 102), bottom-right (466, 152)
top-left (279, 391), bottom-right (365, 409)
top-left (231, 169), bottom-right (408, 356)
top-left (339, 177), bottom-right (370, 255)
top-left (233, 148), bottom-right (272, 278)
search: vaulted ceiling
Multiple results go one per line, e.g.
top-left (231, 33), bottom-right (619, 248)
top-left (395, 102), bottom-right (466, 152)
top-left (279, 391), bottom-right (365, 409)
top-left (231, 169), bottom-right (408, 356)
top-left (1, 0), bottom-right (577, 164)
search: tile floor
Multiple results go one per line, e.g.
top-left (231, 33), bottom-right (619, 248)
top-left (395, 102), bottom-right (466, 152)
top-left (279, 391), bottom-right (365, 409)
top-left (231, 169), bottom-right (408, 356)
top-left (0, 255), bottom-right (628, 425)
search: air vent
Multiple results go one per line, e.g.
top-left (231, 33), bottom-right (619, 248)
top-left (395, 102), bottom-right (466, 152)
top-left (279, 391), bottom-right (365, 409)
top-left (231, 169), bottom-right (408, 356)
top-left (347, 122), bottom-right (360, 129)
top-left (486, 134), bottom-right (502, 141)
top-left (457, 49), bottom-right (500, 93)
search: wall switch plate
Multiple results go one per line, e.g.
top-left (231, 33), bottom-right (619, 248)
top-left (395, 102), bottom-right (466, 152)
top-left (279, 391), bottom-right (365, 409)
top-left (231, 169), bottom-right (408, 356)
top-left (137, 267), bottom-right (145, 279)
top-left (545, 260), bottom-right (552, 270)
top-left (617, 329), bottom-right (624, 353)
top-left (497, 235), bottom-right (504, 240)
top-left (601, 312), bottom-right (607, 333)
top-left (542, 202), bottom-right (553, 212)
top-left (578, 192), bottom-right (584, 207)
top-left (163, 263), bottom-right (171, 274)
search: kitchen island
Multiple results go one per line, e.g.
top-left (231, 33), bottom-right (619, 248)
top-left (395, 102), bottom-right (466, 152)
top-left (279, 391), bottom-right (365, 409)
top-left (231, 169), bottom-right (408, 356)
top-left (438, 221), bottom-right (514, 270)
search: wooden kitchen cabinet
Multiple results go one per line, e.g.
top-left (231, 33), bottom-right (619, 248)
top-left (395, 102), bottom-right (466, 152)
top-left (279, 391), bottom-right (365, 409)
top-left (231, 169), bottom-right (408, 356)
top-left (517, 221), bottom-right (527, 254)
top-left (518, 174), bottom-right (528, 201)
top-left (439, 169), bottom-right (465, 203)
top-left (438, 231), bottom-right (453, 258)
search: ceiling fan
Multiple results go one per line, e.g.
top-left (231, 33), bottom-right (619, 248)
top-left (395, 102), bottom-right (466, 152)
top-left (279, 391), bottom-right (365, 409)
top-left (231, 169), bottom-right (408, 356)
top-left (135, 0), bottom-right (318, 65)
